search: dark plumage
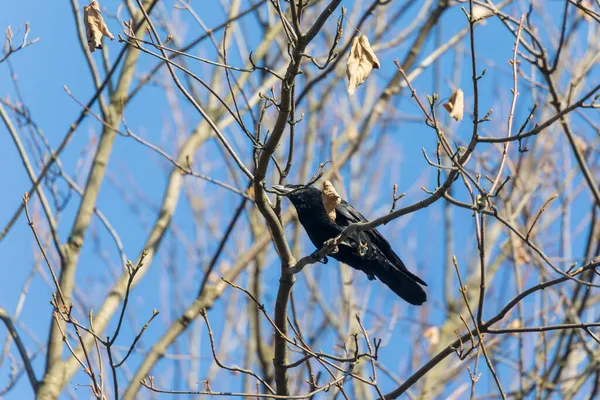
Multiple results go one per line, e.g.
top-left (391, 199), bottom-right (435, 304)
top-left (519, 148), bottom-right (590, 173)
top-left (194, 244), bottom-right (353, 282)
top-left (274, 184), bottom-right (427, 305)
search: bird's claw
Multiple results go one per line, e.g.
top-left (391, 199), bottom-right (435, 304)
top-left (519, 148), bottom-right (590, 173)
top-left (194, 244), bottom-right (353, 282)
top-left (358, 240), bottom-right (368, 257)
top-left (322, 239), bottom-right (339, 254)
top-left (319, 256), bottom-right (329, 264)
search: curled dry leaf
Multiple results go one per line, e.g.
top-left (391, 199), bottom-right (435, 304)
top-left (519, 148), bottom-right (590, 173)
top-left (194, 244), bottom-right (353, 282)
top-left (507, 319), bottom-right (521, 335)
top-left (471, 5), bottom-right (493, 24)
top-left (443, 88), bottom-right (464, 121)
top-left (5, 25), bottom-right (13, 43)
top-left (423, 326), bottom-right (440, 349)
top-left (575, 1), bottom-right (594, 22)
top-left (245, 185), bottom-right (255, 201)
top-left (84, 0), bottom-right (114, 53)
top-left (515, 244), bottom-right (530, 265)
top-left (542, 159), bottom-right (554, 176)
top-left (572, 134), bottom-right (589, 153)
top-left (346, 35), bottom-right (380, 96)
top-left (322, 180), bottom-right (341, 222)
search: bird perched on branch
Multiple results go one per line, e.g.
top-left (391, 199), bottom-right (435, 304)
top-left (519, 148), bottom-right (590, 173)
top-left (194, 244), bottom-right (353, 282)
top-left (273, 183), bottom-right (427, 305)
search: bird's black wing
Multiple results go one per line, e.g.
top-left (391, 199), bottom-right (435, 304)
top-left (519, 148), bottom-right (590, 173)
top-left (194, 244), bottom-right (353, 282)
top-left (335, 200), bottom-right (426, 285)
top-left (335, 200), bottom-right (427, 305)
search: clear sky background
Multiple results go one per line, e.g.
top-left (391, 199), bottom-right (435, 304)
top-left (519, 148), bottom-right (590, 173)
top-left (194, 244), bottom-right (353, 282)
top-left (1, 1), bottom-right (597, 399)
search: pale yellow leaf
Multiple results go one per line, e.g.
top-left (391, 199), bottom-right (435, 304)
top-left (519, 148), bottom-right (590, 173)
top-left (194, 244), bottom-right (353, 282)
top-left (84, 1), bottom-right (114, 53)
top-left (542, 159), bottom-right (554, 176)
top-left (346, 35), bottom-right (380, 96)
top-left (423, 326), bottom-right (440, 349)
top-left (471, 5), bottom-right (493, 24)
top-left (246, 185), bottom-right (255, 201)
top-left (575, 1), bottom-right (594, 22)
top-left (443, 88), bottom-right (464, 121)
top-left (507, 319), bottom-right (521, 335)
top-left (515, 244), bottom-right (530, 265)
top-left (572, 134), bottom-right (589, 153)
top-left (322, 180), bottom-right (341, 222)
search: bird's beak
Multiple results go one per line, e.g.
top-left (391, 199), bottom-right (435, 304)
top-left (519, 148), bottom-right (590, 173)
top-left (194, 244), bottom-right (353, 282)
top-left (272, 185), bottom-right (293, 195)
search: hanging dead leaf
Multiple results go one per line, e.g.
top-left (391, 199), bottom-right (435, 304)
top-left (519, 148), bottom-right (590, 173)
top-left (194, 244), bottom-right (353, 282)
top-left (542, 159), bottom-right (554, 176)
top-left (84, 1), bottom-right (114, 53)
top-left (471, 5), bottom-right (493, 24)
top-left (575, 1), bottom-right (594, 22)
top-left (246, 185), bottom-right (255, 201)
top-left (423, 326), bottom-right (440, 349)
top-left (322, 180), bottom-right (341, 222)
top-left (515, 244), bottom-right (530, 265)
top-left (572, 134), bottom-right (589, 153)
top-left (347, 124), bottom-right (358, 141)
top-left (443, 88), bottom-right (464, 121)
top-left (346, 35), bottom-right (380, 96)
top-left (507, 319), bottom-right (521, 335)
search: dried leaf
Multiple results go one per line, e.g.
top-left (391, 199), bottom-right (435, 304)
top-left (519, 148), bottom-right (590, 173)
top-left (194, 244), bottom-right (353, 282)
top-left (84, 1), bottom-right (114, 53)
top-left (572, 134), bottom-right (589, 153)
top-left (246, 185), bottom-right (255, 201)
top-left (507, 319), bottom-right (521, 335)
top-left (346, 35), bottom-right (380, 96)
top-left (4, 26), bottom-right (11, 53)
top-left (347, 124), bottom-right (358, 141)
top-left (443, 88), bottom-right (464, 121)
top-left (542, 159), bottom-right (554, 176)
top-left (515, 245), bottom-right (530, 265)
top-left (423, 326), bottom-right (440, 349)
top-left (471, 5), bottom-right (493, 23)
top-left (575, 1), bottom-right (594, 22)
top-left (322, 180), bottom-right (341, 222)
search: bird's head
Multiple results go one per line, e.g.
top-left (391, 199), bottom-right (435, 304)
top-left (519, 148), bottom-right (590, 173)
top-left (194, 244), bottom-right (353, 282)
top-left (272, 184), bottom-right (323, 212)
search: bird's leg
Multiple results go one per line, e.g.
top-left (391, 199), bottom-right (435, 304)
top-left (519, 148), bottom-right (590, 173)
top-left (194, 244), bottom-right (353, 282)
top-left (324, 237), bottom-right (339, 254)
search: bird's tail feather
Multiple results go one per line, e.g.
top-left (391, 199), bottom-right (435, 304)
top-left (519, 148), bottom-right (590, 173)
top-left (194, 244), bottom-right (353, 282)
top-left (395, 258), bottom-right (427, 286)
top-left (378, 265), bottom-right (427, 306)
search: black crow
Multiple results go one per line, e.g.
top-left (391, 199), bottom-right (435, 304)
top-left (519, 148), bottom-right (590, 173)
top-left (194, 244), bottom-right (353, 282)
top-left (274, 184), bottom-right (427, 305)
